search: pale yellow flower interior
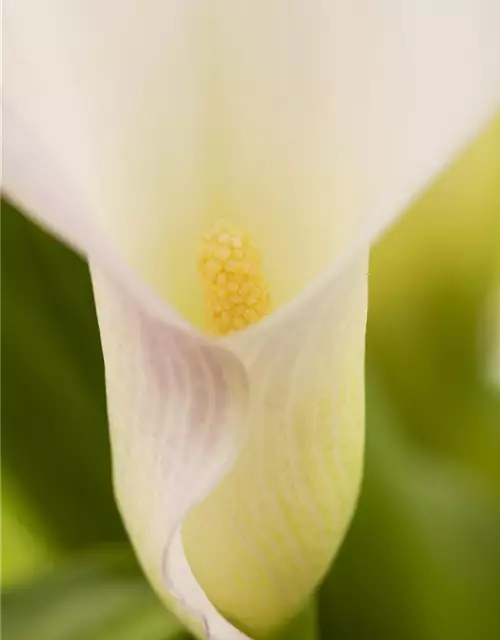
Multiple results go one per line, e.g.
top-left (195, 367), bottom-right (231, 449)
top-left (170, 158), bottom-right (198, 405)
top-left (108, 188), bottom-right (354, 334)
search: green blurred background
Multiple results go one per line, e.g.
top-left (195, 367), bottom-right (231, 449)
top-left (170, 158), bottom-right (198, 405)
top-left (2, 117), bottom-right (500, 640)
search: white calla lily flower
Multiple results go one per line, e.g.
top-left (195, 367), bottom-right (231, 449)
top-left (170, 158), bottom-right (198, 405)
top-left (3, 1), bottom-right (500, 638)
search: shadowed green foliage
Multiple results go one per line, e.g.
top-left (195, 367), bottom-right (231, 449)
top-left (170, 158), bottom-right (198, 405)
top-left (2, 200), bottom-right (125, 551)
top-left (2, 548), bottom-right (188, 640)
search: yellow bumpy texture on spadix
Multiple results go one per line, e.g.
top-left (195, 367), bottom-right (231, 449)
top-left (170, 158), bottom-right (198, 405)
top-left (198, 221), bottom-right (272, 335)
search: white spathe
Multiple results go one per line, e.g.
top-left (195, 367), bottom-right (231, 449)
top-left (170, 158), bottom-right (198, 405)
top-left (3, 1), bottom-right (500, 638)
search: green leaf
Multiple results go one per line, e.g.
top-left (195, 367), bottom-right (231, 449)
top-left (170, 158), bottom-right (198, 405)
top-left (319, 369), bottom-right (500, 640)
top-left (367, 116), bottom-right (500, 481)
top-left (1, 475), bottom-right (59, 586)
top-left (1, 200), bottom-right (126, 549)
top-left (1, 548), bottom-right (189, 640)
top-left (275, 601), bottom-right (317, 640)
